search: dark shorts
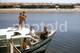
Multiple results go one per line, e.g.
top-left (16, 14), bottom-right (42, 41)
top-left (19, 21), bottom-right (22, 24)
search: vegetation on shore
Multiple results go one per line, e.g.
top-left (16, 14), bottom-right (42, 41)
top-left (0, 2), bottom-right (80, 9)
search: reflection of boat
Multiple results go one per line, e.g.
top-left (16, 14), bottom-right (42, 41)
top-left (0, 26), bottom-right (56, 53)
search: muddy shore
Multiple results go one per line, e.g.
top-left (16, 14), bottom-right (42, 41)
top-left (0, 8), bottom-right (80, 13)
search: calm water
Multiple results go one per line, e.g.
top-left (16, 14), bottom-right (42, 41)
top-left (0, 12), bottom-right (80, 53)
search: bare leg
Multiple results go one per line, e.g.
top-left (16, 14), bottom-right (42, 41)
top-left (24, 20), bottom-right (26, 27)
top-left (21, 23), bottom-right (23, 30)
top-left (17, 26), bottom-right (19, 30)
top-left (17, 22), bottom-right (21, 30)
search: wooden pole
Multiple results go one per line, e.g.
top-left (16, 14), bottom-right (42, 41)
top-left (9, 43), bottom-right (14, 53)
top-left (20, 38), bottom-right (23, 50)
top-left (9, 38), bottom-right (21, 53)
top-left (6, 39), bottom-right (9, 53)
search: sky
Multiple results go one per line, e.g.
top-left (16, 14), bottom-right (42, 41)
top-left (0, 0), bottom-right (80, 3)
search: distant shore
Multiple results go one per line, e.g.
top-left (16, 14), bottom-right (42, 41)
top-left (0, 8), bottom-right (80, 13)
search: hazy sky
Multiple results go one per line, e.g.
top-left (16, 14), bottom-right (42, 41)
top-left (0, 0), bottom-right (80, 3)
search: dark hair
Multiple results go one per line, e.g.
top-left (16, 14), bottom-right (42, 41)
top-left (30, 26), bottom-right (34, 29)
top-left (20, 13), bottom-right (22, 15)
top-left (23, 11), bottom-right (25, 13)
top-left (44, 26), bottom-right (48, 31)
top-left (30, 26), bottom-right (34, 31)
top-left (23, 38), bottom-right (26, 42)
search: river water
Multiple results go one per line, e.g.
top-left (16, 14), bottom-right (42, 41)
top-left (0, 12), bottom-right (80, 53)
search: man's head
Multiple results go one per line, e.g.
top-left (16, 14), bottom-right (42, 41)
top-left (22, 11), bottom-right (26, 16)
top-left (30, 26), bottom-right (34, 31)
top-left (44, 26), bottom-right (48, 31)
top-left (24, 38), bottom-right (26, 42)
top-left (23, 11), bottom-right (25, 14)
top-left (20, 13), bottom-right (22, 15)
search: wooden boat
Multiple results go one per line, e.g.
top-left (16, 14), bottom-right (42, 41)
top-left (0, 26), bottom-right (56, 53)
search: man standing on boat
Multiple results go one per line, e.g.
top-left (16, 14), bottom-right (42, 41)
top-left (22, 11), bottom-right (27, 25)
top-left (18, 11), bottom-right (27, 30)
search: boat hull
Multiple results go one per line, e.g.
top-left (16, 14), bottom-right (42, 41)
top-left (0, 30), bottom-right (56, 53)
top-left (21, 30), bottom-right (56, 53)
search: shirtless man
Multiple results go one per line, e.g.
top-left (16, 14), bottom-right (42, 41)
top-left (18, 12), bottom-right (26, 30)
top-left (22, 38), bottom-right (30, 50)
top-left (40, 26), bottom-right (49, 40)
top-left (22, 11), bottom-right (27, 24)
top-left (29, 26), bottom-right (40, 43)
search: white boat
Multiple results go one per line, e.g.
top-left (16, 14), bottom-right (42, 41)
top-left (0, 26), bottom-right (30, 48)
top-left (0, 26), bottom-right (56, 53)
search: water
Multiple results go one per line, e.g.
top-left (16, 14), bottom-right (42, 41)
top-left (0, 12), bottom-right (80, 53)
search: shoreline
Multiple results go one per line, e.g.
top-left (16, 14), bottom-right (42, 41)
top-left (0, 8), bottom-right (80, 13)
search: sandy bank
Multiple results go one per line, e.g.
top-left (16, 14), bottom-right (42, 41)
top-left (0, 8), bottom-right (80, 13)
